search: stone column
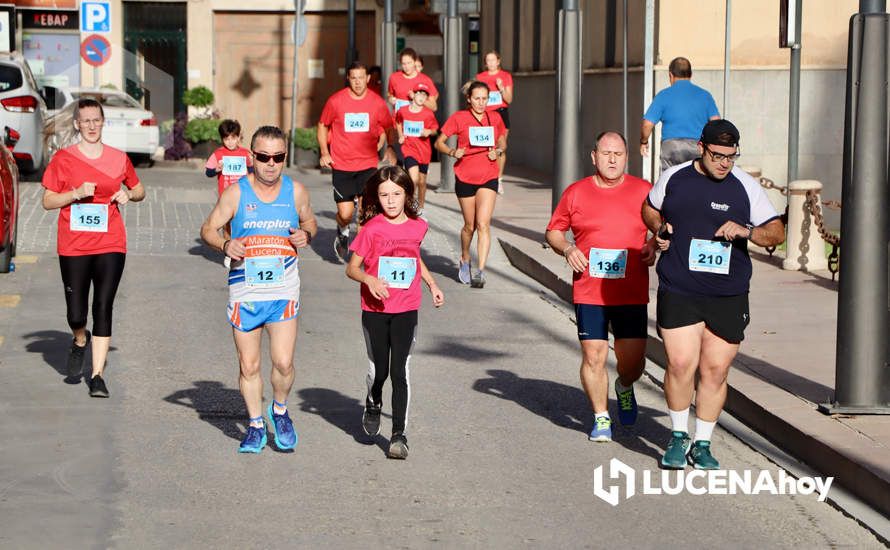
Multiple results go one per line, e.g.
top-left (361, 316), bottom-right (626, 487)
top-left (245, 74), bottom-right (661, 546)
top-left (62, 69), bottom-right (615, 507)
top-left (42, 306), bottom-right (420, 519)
top-left (783, 179), bottom-right (828, 271)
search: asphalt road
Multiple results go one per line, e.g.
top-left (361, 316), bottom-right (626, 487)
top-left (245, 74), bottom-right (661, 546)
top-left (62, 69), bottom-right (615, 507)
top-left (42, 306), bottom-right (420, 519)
top-left (0, 166), bottom-right (883, 548)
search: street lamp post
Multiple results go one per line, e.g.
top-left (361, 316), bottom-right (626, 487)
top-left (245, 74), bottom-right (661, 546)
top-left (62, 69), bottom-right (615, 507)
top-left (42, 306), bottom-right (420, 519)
top-left (552, 0), bottom-right (582, 210)
top-left (439, 0), bottom-right (460, 193)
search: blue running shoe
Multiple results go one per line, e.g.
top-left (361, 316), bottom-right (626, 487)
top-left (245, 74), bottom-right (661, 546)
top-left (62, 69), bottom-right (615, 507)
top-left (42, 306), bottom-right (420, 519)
top-left (661, 431), bottom-right (691, 469)
top-left (588, 416), bottom-right (612, 442)
top-left (614, 379), bottom-right (638, 426)
top-left (267, 403), bottom-right (298, 450)
top-left (689, 441), bottom-right (720, 470)
top-left (239, 425), bottom-right (267, 454)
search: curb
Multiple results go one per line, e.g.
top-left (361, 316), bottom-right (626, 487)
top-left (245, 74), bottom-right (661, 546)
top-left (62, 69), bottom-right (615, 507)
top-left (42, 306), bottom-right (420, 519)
top-left (499, 236), bottom-right (890, 519)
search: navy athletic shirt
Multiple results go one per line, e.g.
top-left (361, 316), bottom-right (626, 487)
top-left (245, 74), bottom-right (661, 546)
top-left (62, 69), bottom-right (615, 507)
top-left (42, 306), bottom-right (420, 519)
top-left (647, 161), bottom-right (780, 297)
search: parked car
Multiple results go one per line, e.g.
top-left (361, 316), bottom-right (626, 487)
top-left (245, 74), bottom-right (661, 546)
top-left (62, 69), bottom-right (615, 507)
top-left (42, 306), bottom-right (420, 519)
top-left (43, 87), bottom-right (159, 165)
top-left (0, 127), bottom-right (20, 273)
top-left (0, 52), bottom-right (47, 174)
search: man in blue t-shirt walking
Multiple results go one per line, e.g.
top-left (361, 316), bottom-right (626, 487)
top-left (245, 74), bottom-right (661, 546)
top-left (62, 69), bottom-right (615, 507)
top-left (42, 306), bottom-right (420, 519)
top-left (640, 57), bottom-right (720, 171)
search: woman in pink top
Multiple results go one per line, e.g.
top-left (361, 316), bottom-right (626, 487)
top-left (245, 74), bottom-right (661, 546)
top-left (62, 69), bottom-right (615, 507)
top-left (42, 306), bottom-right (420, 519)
top-left (346, 166), bottom-right (444, 459)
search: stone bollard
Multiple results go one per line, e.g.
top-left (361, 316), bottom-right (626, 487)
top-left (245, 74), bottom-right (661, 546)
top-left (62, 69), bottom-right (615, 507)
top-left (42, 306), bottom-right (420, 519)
top-left (783, 179), bottom-right (828, 271)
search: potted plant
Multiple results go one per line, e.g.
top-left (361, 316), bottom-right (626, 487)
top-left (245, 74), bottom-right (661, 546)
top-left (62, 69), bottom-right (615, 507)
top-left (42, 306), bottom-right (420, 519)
top-left (293, 127), bottom-right (319, 167)
top-left (181, 86), bottom-right (219, 158)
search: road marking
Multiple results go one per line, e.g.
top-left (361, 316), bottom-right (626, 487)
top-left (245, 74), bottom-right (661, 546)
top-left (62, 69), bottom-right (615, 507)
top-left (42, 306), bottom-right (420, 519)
top-left (13, 255), bottom-right (38, 264)
top-left (0, 294), bottom-right (21, 307)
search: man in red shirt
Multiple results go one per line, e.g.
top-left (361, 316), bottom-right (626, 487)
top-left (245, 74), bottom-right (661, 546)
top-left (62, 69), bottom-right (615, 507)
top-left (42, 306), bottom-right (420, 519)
top-left (546, 131), bottom-right (657, 442)
top-left (318, 62), bottom-right (397, 262)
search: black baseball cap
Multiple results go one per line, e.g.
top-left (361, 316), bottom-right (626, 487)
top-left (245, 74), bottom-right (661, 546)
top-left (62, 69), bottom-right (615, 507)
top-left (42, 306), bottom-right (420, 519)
top-left (700, 119), bottom-right (740, 147)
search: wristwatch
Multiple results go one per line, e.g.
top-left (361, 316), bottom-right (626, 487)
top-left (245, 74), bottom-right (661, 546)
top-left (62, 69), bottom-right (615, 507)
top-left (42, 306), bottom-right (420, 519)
top-left (745, 223), bottom-right (754, 240)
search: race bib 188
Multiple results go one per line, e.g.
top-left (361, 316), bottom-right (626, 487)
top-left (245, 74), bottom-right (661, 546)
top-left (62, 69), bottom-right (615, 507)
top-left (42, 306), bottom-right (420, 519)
top-left (70, 203), bottom-right (109, 233)
top-left (688, 239), bottom-right (731, 274)
top-left (468, 126), bottom-right (495, 147)
top-left (344, 112), bottom-right (370, 133)
top-left (403, 120), bottom-right (423, 137)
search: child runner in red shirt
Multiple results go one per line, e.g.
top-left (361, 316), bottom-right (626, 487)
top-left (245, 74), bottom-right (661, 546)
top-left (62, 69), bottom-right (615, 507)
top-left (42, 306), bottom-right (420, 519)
top-left (204, 119), bottom-right (253, 197)
top-left (346, 165), bottom-right (444, 459)
top-left (395, 82), bottom-right (438, 213)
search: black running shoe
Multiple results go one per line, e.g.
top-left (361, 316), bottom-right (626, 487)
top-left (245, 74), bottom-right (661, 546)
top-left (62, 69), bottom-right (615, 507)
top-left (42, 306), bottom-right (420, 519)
top-left (362, 403), bottom-right (382, 436)
top-left (334, 234), bottom-right (349, 262)
top-left (66, 331), bottom-right (90, 379)
top-left (470, 270), bottom-right (486, 289)
top-left (387, 433), bottom-right (409, 459)
top-left (88, 375), bottom-right (109, 398)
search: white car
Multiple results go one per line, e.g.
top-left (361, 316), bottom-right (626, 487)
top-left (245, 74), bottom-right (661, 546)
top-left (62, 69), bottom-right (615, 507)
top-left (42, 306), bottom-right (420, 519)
top-left (44, 87), bottom-right (159, 164)
top-left (0, 52), bottom-right (46, 174)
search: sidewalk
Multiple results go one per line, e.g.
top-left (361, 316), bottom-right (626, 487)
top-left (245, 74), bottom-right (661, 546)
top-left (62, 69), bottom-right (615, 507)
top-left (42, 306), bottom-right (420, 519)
top-left (422, 162), bottom-right (890, 521)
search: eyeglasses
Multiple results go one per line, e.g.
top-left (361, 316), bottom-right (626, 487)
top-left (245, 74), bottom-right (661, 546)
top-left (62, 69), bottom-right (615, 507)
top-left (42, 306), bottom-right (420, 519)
top-left (704, 146), bottom-right (740, 163)
top-left (253, 151), bottom-right (286, 164)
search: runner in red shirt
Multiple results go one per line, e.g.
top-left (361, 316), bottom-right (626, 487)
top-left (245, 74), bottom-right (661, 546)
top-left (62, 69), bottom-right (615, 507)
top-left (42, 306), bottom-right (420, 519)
top-left (387, 48), bottom-right (439, 113)
top-left (41, 98), bottom-right (146, 397)
top-left (395, 82), bottom-right (438, 212)
top-left (475, 50), bottom-right (514, 192)
top-left (318, 61), bottom-right (397, 262)
top-left (435, 81), bottom-right (506, 289)
top-left (204, 119), bottom-right (253, 197)
top-left (546, 131), bottom-right (657, 442)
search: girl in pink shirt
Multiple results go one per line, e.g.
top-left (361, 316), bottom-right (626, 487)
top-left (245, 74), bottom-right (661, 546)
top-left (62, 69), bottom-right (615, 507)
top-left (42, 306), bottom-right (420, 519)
top-left (347, 166), bottom-right (444, 459)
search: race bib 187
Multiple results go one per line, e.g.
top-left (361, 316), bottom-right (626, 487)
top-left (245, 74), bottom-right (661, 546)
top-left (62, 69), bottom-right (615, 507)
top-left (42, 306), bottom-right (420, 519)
top-left (222, 156), bottom-right (247, 176)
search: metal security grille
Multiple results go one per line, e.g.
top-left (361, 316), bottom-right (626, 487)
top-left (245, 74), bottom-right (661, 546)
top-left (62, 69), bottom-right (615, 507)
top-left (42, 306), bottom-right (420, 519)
top-left (123, 1), bottom-right (187, 121)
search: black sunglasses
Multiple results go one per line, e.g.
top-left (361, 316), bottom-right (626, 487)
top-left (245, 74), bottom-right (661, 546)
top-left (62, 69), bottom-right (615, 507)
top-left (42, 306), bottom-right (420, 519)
top-left (253, 151), bottom-right (287, 164)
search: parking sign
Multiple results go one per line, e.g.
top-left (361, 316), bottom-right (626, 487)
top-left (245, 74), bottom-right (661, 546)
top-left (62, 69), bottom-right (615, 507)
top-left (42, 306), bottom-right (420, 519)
top-left (80, 1), bottom-right (111, 34)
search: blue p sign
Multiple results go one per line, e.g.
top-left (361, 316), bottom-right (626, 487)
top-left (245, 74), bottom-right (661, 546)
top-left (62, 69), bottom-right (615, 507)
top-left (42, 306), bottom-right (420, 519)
top-left (81, 1), bottom-right (111, 33)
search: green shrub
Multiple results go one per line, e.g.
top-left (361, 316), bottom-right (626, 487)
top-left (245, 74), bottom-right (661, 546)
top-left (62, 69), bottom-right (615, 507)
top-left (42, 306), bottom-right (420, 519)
top-left (183, 86), bottom-right (214, 109)
top-left (185, 118), bottom-right (222, 144)
top-left (293, 127), bottom-right (319, 151)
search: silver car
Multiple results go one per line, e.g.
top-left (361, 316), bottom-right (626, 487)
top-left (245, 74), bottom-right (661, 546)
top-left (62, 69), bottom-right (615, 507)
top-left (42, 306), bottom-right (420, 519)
top-left (43, 87), bottom-right (160, 165)
top-left (0, 52), bottom-right (46, 174)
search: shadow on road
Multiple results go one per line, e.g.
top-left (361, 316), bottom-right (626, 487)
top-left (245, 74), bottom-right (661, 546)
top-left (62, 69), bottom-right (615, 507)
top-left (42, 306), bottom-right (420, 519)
top-left (424, 341), bottom-right (511, 362)
top-left (23, 329), bottom-right (117, 385)
top-left (164, 381), bottom-right (247, 442)
top-left (187, 238), bottom-right (225, 265)
top-left (472, 369), bottom-right (671, 462)
top-left (297, 387), bottom-right (388, 452)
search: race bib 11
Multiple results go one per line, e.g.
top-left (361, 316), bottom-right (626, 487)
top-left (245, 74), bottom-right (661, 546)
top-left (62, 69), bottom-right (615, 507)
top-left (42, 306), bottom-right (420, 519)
top-left (378, 256), bottom-right (417, 289)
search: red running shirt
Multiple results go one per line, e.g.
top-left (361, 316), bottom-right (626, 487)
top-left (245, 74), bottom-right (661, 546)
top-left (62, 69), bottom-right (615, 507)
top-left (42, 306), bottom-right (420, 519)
top-left (547, 175), bottom-right (653, 305)
top-left (349, 214), bottom-right (429, 314)
top-left (387, 71), bottom-right (439, 102)
top-left (395, 105), bottom-right (439, 164)
top-left (205, 146), bottom-right (253, 196)
top-left (440, 110), bottom-right (506, 184)
top-left (475, 69), bottom-right (513, 111)
top-left (319, 88), bottom-right (393, 172)
top-left (42, 144), bottom-right (141, 256)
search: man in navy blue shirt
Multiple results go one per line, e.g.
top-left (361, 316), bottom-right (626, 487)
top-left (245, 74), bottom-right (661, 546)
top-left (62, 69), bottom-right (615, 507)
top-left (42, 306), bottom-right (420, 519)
top-left (640, 57), bottom-right (720, 171)
top-left (642, 119), bottom-right (784, 470)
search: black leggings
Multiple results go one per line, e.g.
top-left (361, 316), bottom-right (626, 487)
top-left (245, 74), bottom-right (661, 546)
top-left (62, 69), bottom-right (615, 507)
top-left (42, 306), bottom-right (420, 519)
top-left (362, 310), bottom-right (417, 435)
top-left (59, 253), bottom-right (126, 337)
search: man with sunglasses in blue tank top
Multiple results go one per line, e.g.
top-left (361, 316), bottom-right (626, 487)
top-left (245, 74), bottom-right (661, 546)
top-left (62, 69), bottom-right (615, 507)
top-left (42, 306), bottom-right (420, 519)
top-left (201, 126), bottom-right (318, 454)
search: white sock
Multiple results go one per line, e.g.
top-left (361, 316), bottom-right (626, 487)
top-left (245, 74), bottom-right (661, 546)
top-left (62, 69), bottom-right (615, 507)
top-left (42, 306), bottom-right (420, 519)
top-left (668, 408), bottom-right (689, 433)
top-left (338, 224), bottom-right (349, 237)
top-left (615, 379), bottom-right (632, 393)
top-left (595, 411), bottom-right (610, 420)
top-left (694, 418), bottom-right (717, 443)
